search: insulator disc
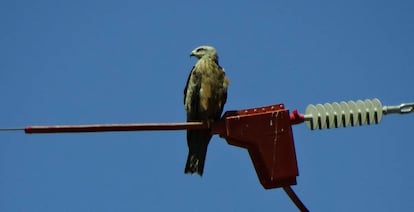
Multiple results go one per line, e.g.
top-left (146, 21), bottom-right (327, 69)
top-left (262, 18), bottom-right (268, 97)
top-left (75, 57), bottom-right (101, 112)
top-left (340, 101), bottom-right (351, 128)
top-left (305, 104), bottom-right (318, 130)
top-left (356, 100), bottom-right (367, 125)
top-left (324, 103), bottom-right (335, 129)
top-left (371, 98), bottom-right (383, 123)
top-left (331, 102), bottom-right (342, 128)
top-left (347, 101), bottom-right (358, 126)
top-left (316, 104), bottom-right (326, 129)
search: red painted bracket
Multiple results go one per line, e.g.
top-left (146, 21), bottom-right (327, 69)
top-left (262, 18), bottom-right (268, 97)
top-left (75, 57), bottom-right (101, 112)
top-left (212, 103), bottom-right (300, 189)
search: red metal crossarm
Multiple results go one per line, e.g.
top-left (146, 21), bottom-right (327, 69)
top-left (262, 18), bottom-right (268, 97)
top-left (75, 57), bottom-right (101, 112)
top-left (24, 122), bottom-right (208, 134)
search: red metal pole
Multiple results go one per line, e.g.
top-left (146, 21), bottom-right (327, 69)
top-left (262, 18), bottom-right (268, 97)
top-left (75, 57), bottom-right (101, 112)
top-left (22, 108), bottom-right (305, 134)
top-left (24, 122), bottom-right (207, 134)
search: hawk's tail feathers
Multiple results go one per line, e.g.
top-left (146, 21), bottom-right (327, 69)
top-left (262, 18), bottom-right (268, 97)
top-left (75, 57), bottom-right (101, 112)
top-left (184, 129), bottom-right (211, 176)
top-left (184, 153), bottom-right (206, 176)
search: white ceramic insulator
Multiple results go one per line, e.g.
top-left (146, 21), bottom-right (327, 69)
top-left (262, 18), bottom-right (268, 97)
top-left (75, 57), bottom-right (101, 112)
top-left (305, 98), bottom-right (383, 130)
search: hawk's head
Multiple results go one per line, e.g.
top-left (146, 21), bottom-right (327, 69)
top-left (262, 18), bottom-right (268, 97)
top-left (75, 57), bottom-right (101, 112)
top-left (190, 45), bottom-right (218, 61)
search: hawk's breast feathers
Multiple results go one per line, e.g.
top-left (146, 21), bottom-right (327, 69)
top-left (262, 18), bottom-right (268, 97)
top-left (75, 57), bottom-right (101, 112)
top-left (184, 57), bottom-right (228, 122)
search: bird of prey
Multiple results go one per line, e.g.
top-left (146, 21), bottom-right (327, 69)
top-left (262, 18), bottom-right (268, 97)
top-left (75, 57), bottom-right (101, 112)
top-left (184, 45), bottom-right (229, 176)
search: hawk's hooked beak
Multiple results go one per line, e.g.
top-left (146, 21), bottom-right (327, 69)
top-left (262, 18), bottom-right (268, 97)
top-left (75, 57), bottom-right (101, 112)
top-left (190, 52), bottom-right (196, 58)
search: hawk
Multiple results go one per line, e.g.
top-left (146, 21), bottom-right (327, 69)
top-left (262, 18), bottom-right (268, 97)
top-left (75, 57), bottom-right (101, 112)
top-left (184, 45), bottom-right (229, 176)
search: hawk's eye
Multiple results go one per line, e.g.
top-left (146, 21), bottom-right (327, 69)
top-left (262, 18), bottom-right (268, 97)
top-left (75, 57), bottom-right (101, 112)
top-left (196, 48), bottom-right (204, 52)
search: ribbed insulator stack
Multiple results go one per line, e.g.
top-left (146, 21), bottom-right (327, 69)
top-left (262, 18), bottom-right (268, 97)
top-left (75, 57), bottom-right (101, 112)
top-left (305, 99), bottom-right (383, 130)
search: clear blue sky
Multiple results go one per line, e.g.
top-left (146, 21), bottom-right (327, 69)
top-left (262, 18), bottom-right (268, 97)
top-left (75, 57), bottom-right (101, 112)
top-left (1, 0), bottom-right (414, 211)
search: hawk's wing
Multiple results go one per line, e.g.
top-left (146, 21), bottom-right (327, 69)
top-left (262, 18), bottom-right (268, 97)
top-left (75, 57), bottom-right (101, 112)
top-left (216, 66), bottom-right (228, 120)
top-left (183, 66), bottom-right (193, 104)
top-left (184, 66), bottom-right (202, 121)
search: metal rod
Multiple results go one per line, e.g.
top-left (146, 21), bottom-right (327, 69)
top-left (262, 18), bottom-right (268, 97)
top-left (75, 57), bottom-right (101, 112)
top-left (0, 128), bottom-right (24, 131)
top-left (283, 186), bottom-right (309, 212)
top-left (383, 102), bottom-right (414, 114)
top-left (24, 122), bottom-right (207, 134)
